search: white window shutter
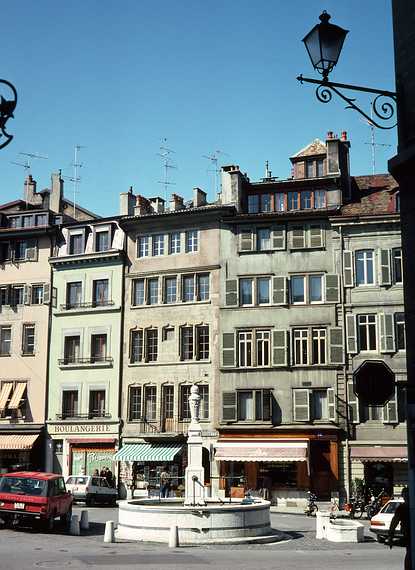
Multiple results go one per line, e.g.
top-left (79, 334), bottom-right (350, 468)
top-left (222, 333), bottom-right (235, 367)
top-left (379, 249), bottom-right (392, 286)
top-left (272, 330), bottom-right (288, 366)
top-left (239, 227), bottom-right (254, 252)
top-left (225, 280), bottom-right (238, 307)
top-left (343, 251), bottom-right (354, 287)
top-left (328, 388), bottom-right (336, 421)
top-left (325, 274), bottom-right (340, 303)
top-left (272, 226), bottom-right (286, 250)
top-left (347, 380), bottom-right (359, 424)
top-left (309, 225), bottom-right (324, 248)
top-left (379, 313), bottom-right (395, 353)
top-left (23, 284), bottom-right (31, 305)
top-left (293, 389), bottom-right (310, 421)
top-left (272, 277), bottom-right (287, 305)
top-left (345, 314), bottom-right (358, 354)
top-left (383, 387), bottom-right (398, 424)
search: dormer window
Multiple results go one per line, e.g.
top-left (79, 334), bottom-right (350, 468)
top-left (69, 232), bottom-right (84, 255)
top-left (248, 195), bottom-right (259, 213)
top-left (95, 229), bottom-right (110, 252)
top-left (305, 160), bottom-right (314, 178)
top-left (305, 158), bottom-right (325, 178)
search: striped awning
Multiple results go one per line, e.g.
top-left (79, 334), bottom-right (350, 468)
top-left (8, 383), bottom-right (26, 410)
top-left (0, 383), bottom-right (13, 411)
top-left (113, 442), bottom-right (184, 462)
top-left (0, 434), bottom-right (39, 450)
top-left (215, 440), bottom-right (308, 462)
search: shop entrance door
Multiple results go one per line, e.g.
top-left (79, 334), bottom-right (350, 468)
top-left (310, 441), bottom-right (331, 500)
top-left (364, 461), bottom-right (394, 496)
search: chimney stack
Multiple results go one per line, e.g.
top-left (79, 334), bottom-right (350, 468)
top-left (341, 131), bottom-right (348, 141)
top-left (24, 175), bottom-right (39, 206)
top-left (193, 187), bottom-right (207, 207)
top-left (169, 193), bottom-right (184, 211)
top-left (120, 186), bottom-right (136, 216)
top-left (149, 197), bottom-right (165, 214)
top-left (134, 195), bottom-right (151, 216)
top-left (49, 172), bottom-right (64, 213)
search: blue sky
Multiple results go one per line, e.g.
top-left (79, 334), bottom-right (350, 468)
top-left (0, 1), bottom-right (395, 216)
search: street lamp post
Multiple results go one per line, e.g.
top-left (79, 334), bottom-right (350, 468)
top-left (297, 11), bottom-right (397, 130)
top-left (298, 10), bottom-right (415, 568)
top-left (0, 78), bottom-right (17, 150)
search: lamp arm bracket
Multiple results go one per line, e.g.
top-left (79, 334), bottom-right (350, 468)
top-left (297, 74), bottom-right (397, 130)
top-left (0, 78), bottom-right (17, 150)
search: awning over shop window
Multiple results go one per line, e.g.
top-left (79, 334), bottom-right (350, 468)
top-left (350, 446), bottom-right (407, 463)
top-left (0, 383), bottom-right (13, 411)
top-left (0, 434), bottom-right (39, 450)
top-left (8, 383), bottom-right (27, 410)
top-left (113, 442), bottom-right (184, 462)
top-left (214, 440), bottom-right (308, 462)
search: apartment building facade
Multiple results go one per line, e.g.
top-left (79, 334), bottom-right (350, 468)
top-left (46, 218), bottom-right (125, 476)
top-left (0, 173), bottom-right (96, 472)
top-left (215, 133), bottom-right (407, 504)
top-left (115, 189), bottom-right (231, 496)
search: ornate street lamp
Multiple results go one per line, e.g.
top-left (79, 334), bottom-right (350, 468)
top-left (298, 11), bottom-right (397, 130)
top-left (302, 11), bottom-right (348, 80)
top-left (0, 78), bottom-right (17, 150)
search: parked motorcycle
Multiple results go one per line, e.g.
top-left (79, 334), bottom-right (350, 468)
top-left (365, 488), bottom-right (386, 519)
top-left (345, 495), bottom-right (365, 519)
top-left (304, 491), bottom-right (318, 516)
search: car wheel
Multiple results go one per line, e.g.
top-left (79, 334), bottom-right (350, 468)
top-left (60, 508), bottom-right (72, 529)
top-left (376, 535), bottom-right (386, 543)
top-left (44, 516), bottom-right (54, 532)
top-left (110, 497), bottom-right (117, 507)
top-left (85, 495), bottom-right (93, 507)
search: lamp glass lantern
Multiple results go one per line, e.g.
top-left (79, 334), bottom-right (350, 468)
top-left (302, 11), bottom-right (349, 79)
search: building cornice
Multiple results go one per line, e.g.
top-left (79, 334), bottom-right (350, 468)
top-left (49, 249), bottom-right (124, 267)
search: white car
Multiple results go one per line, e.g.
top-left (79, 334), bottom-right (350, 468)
top-left (369, 498), bottom-right (403, 543)
top-left (65, 476), bottom-right (117, 506)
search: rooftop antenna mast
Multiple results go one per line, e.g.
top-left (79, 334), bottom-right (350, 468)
top-left (15, 152), bottom-right (48, 205)
top-left (362, 106), bottom-right (391, 175)
top-left (71, 145), bottom-right (85, 220)
top-left (202, 150), bottom-right (228, 198)
top-left (157, 138), bottom-right (176, 203)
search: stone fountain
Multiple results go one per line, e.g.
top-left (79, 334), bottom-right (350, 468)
top-left (116, 385), bottom-right (283, 545)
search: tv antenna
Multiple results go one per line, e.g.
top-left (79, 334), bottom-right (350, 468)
top-left (13, 152), bottom-right (48, 204)
top-left (202, 149), bottom-right (228, 197)
top-left (68, 145), bottom-right (85, 220)
top-left (362, 107), bottom-right (391, 175)
top-left (157, 138), bottom-right (176, 202)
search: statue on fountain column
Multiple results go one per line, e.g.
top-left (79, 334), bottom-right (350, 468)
top-left (188, 384), bottom-right (201, 424)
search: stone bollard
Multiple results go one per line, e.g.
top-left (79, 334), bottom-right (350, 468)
top-left (70, 514), bottom-right (80, 536)
top-left (104, 520), bottom-right (115, 543)
top-left (316, 511), bottom-right (330, 540)
top-left (80, 510), bottom-right (89, 530)
top-left (168, 525), bottom-right (179, 548)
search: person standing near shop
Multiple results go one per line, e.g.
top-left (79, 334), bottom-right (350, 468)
top-left (160, 467), bottom-right (171, 498)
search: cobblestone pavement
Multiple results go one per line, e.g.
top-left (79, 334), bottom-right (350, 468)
top-left (0, 506), bottom-right (405, 570)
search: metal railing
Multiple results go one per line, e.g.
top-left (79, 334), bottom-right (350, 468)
top-left (58, 356), bottom-right (114, 366)
top-left (127, 416), bottom-right (190, 434)
top-left (56, 411), bottom-right (111, 420)
top-left (59, 300), bottom-right (115, 311)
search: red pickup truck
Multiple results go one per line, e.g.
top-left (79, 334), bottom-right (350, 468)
top-left (0, 471), bottom-right (73, 530)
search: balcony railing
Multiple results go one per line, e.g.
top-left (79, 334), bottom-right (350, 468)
top-left (127, 416), bottom-right (192, 434)
top-left (56, 411), bottom-right (111, 420)
top-left (59, 300), bottom-right (114, 311)
top-left (58, 356), bottom-right (113, 366)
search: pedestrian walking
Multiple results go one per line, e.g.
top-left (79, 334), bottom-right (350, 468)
top-left (160, 467), bottom-right (171, 498)
top-left (388, 486), bottom-right (411, 570)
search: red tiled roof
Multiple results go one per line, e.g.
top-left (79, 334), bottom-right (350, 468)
top-left (341, 174), bottom-right (399, 217)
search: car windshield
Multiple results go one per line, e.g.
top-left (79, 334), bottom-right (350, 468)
top-left (381, 501), bottom-right (401, 514)
top-left (66, 477), bottom-right (88, 485)
top-left (0, 476), bottom-right (48, 497)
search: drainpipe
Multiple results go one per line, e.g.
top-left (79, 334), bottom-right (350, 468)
top-left (44, 228), bottom-right (55, 472)
top-left (116, 243), bottom-right (127, 493)
top-left (339, 224), bottom-right (351, 501)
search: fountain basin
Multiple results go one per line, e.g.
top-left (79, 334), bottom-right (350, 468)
top-left (116, 498), bottom-right (281, 544)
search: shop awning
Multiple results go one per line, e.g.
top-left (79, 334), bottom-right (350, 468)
top-left (214, 441), bottom-right (308, 462)
top-left (350, 446), bottom-right (407, 463)
top-left (113, 442), bottom-right (184, 462)
top-left (0, 434), bottom-right (39, 450)
top-left (8, 383), bottom-right (27, 410)
top-left (0, 383), bottom-right (13, 411)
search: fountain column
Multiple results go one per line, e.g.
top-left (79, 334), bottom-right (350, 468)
top-left (184, 385), bottom-right (206, 506)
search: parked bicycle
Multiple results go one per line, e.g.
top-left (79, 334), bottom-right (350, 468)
top-left (304, 491), bottom-right (318, 516)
